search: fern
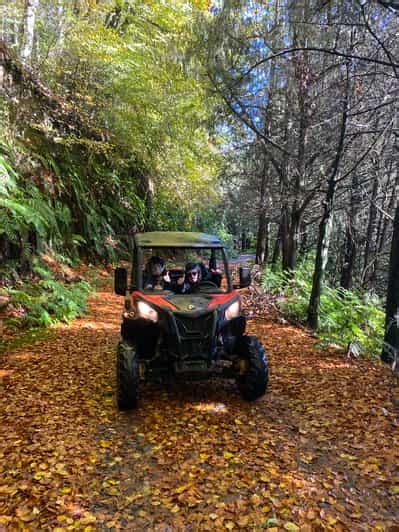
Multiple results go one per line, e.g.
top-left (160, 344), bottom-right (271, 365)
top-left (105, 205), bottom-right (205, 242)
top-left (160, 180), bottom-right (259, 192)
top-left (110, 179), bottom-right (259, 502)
top-left (262, 260), bottom-right (384, 358)
top-left (5, 261), bottom-right (93, 329)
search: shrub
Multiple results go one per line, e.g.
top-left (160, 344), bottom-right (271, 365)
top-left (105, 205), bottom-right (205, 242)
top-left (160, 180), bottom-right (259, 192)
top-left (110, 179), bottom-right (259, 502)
top-left (4, 260), bottom-right (93, 329)
top-left (261, 260), bottom-right (384, 357)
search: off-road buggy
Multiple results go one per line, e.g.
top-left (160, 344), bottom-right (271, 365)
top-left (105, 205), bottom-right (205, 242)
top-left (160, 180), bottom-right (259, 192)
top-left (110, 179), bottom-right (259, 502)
top-left (114, 232), bottom-right (268, 409)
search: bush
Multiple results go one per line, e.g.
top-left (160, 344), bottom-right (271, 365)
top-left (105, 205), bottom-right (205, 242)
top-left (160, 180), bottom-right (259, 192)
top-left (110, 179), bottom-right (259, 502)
top-left (261, 260), bottom-right (385, 357)
top-left (4, 260), bottom-right (93, 329)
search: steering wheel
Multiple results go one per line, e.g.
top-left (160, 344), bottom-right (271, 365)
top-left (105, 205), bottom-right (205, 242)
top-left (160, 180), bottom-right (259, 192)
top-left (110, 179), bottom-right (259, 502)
top-left (198, 280), bottom-right (218, 289)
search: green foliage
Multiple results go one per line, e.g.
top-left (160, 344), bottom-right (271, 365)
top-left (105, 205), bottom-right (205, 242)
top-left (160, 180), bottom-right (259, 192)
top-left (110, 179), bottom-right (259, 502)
top-left (5, 260), bottom-right (93, 329)
top-left (214, 227), bottom-right (238, 258)
top-left (261, 260), bottom-right (385, 357)
top-left (1, 0), bottom-right (222, 270)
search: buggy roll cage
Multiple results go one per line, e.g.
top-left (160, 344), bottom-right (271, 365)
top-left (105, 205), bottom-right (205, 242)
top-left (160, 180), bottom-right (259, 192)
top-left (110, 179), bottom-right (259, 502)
top-left (130, 231), bottom-right (233, 293)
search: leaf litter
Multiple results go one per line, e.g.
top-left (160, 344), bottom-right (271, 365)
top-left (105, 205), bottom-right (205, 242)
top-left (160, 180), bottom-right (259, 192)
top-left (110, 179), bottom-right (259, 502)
top-left (0, 282), bottom-right (398, 530)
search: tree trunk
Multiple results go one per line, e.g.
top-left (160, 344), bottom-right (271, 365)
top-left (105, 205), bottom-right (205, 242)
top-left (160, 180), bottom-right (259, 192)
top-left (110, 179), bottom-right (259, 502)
top-left (362, 169), bottom-right (379, 287)
top-left (340, 174), bottom-right (359, 290)
top-left (271, 221), bottom-right (283, 269)
top-left (308, 63), bottom-right (350, 329)
top-left (308, 206), bottom-right (334, 329)
top-left (340, 225), bottom-right (357, 290)
top-left (241, 231), bottom-right (247, 252)
top-left (282, 207), bottom-right (301, 271)
top-left (256, 214), bottom-right (270, 265)
top-left (255, 160), bottom-right (270, 265)
top-left (373, 159), bottom-right (399, 286)
top-left (21, 0), bottom-right (39, 65)
top-left (381, 201), bottom-right (399, 364)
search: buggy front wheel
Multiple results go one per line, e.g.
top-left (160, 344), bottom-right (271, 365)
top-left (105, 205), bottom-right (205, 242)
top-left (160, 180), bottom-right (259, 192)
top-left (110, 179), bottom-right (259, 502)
top-left (117, 340), bottom-right (139, 410)
top-left (236, 335), bottom-right (269, 401)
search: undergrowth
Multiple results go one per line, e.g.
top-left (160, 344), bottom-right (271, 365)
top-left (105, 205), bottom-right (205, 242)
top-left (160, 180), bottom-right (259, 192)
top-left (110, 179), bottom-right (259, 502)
top-left (3, 259), bottom-right (93, 330)
top-left (262, 260), bottom-right (385, 357)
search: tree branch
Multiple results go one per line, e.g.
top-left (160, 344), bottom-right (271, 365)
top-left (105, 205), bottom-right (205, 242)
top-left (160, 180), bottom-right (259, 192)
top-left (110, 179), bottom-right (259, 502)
top-left (208, 70), bottom-right (289, 173)
top-left (233, 47), bottom-right (399, 86)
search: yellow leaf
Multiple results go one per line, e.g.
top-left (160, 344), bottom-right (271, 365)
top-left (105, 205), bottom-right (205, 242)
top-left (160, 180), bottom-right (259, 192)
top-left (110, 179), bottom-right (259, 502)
top-left (170, 504), bottom-right (180, 514)
top-left (390, 485), bottom-right (399, 494)
top-left (16, 506), bottom-right (35, 523)
top-left (175, 484), bottom-right (190, 494)
top-left (80, 514), bottom-right (96, 524)
top-left (262, 506), bottom-right (271, 513)
top-left (60, 487), bottom-right (71, 494)
top-left (260, 475), bottom-right (269, 483)
top-left (234, 419), bottom-right (242, 425)
top-left (199, 453), bottom-right (209, 460)
top-left (237, 516), bottom-right (249, 527)
top-left (100, 440), bottom-right (111, 448)
top-left (223, 452), bottom-right (234, 459)
top-left (284, 523), bottom-right (300, 532)
top-left (225, 522), bottom-right (235, 529)
top-left (339, 453), bottom-right (357, 461)
top-left (137, 510), bottom-right (147, 518)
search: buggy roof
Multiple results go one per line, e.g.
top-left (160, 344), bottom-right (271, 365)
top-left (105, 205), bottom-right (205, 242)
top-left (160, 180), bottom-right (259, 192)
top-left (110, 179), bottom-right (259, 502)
top-left (134, 232), bottom-right (223, 248)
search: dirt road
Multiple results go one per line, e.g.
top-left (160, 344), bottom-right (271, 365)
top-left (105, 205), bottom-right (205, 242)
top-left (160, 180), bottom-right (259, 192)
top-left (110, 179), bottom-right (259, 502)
top-left (0, 285), bottom-right (398, 530)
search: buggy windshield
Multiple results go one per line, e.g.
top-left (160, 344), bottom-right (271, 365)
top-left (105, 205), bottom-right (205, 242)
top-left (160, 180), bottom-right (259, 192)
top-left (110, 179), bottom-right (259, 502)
top-left (138, 246), bottom-right (230, 294)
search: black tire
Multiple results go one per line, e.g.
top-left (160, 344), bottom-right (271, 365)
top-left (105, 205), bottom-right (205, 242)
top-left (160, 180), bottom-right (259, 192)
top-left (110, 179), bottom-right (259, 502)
top-left (235, 335), bottom-right (269, 401)
top-left (117, 340), bottom-right (139, 410)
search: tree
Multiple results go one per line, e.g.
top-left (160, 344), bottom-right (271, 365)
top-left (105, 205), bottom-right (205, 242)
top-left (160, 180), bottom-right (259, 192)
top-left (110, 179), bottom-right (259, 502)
top-left (20, 0), bottom-right (39, 64)
top-left (1, 0), bottom-right (221, 268)
top-left (382, 199), bottom-right (399, 364)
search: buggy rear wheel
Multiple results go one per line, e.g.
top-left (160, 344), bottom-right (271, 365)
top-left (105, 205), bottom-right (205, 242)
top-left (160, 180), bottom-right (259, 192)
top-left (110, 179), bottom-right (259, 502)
top-left (117, 340), bottom-right (139, 410)
top-left (236, 335), bottom-right (268, 401)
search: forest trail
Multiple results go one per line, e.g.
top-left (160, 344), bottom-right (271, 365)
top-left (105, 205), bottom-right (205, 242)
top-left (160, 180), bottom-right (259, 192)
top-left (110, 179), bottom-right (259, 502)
top-left (0, 283), bottom-right (398, 530)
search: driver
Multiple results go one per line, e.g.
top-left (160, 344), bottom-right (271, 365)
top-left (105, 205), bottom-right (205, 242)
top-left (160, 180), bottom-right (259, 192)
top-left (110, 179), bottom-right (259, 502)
top-left (175, 262), bottom-right (202, 294)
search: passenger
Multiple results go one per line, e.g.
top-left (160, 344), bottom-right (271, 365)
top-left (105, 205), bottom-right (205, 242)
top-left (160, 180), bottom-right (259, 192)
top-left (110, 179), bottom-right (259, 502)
top-left (143, 256), bottom-right (171, 290)
top-left (175, 262), bottom-right (203, 294)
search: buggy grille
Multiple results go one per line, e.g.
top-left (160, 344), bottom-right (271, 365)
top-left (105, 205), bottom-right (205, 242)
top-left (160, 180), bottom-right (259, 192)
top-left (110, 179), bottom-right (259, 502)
top-left (174, 312), bottom-right (215, 360)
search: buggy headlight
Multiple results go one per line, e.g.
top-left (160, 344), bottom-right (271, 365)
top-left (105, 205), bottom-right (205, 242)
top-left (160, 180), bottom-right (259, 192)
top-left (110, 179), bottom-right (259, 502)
top-left (137, 301), bottom-right (158, 322)
top-left (225, 300), bottom-right (240, 320)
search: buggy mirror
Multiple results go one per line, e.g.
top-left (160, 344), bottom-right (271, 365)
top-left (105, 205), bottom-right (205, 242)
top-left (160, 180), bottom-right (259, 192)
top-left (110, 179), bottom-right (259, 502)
top-left (239, 267), bottom-right (251, 288)
top-left (114, 267), bottom-right (128, 296)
